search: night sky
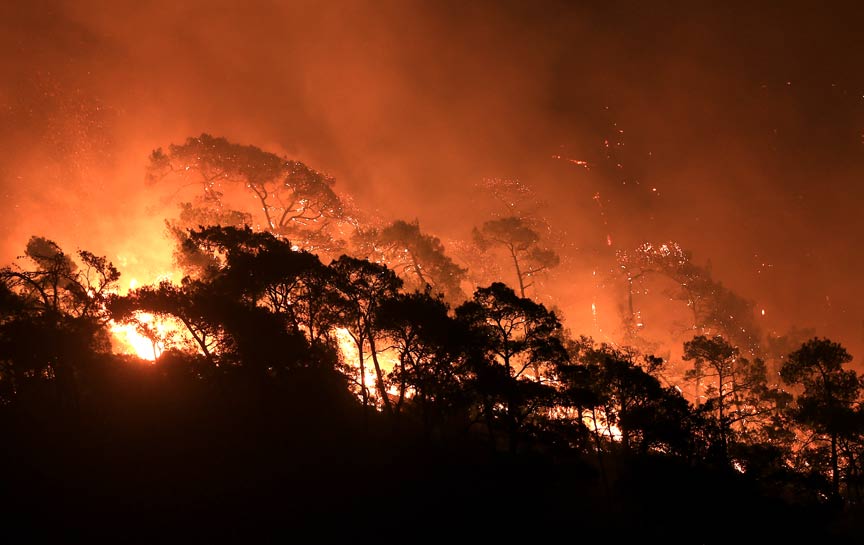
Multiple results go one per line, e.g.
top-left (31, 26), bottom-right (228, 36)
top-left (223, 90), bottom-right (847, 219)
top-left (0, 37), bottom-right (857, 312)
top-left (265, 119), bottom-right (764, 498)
top-left (1, 1), bottom-right (862, 359)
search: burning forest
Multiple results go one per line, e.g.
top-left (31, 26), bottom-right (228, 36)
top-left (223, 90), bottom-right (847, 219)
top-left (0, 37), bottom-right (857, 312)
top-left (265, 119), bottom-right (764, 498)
top-left (2, 1), bottom-right (864, 543)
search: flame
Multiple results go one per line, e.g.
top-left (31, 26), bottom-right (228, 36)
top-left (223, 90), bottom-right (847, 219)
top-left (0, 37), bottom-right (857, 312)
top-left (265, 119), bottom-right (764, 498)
top-left (333, 327), bottom-right (401, 403)
top-left (334, 327), bottom-right (374, 389)
top-left (546, 406), bottom-right (622, 441)
top-left (110, 312), bottom-right (167, 361)
top-left (582, 409), bottom-right (622, 441)
top-left (108, 274), bottom-right (184, 361)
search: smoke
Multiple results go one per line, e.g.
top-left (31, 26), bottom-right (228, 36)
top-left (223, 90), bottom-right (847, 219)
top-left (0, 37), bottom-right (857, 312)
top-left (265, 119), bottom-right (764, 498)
top-left (1, 1), bottom-right (862, 359)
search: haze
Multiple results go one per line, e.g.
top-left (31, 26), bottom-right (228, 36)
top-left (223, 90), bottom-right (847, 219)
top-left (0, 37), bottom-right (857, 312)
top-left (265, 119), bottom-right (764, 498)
top-left (1, 1), bottom-right (862, 360)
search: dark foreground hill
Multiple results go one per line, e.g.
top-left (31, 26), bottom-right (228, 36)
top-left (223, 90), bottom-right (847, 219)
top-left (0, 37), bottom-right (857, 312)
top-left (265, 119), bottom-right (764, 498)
top-left (2, 363), bottom-right (862, 545)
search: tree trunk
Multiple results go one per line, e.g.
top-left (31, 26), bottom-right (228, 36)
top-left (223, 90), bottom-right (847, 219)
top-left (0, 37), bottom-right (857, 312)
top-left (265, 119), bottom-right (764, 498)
top-left (355, 338), bottom-right (367, 411)
top-left (507, 397), bottom-right (518, 453)
top-left (396, 352), bottom-right (408, 419)
top-left (590, 407), bottom-right (611, 498)
top-left (626, 275), bottom-right (636, 341)
top-left (509, 246), bottom-right (526, 298)
top-left (368, 333), bottom-right (394, 418)
top-left (832, 432), bottom-right (842, 506)
top-left (718, 366), bottom-right (726, 462)
top-left (409, 251), bottom-right (430, 291)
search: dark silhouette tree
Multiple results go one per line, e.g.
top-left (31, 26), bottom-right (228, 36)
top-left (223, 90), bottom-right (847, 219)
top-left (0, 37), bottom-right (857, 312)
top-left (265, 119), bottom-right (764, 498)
top-left (0, 236), bottom-right (120, 407)
top-left (683, 334), bottom-right (739, 462)
top-left (553, 336), bottom-right (700, 499)
top-left (375, 289), bottom-right (470, 435)
top-left (111, 227), bottom-right (329, 380)
top-left (329, 255), bottom-right (403, 416)
top-left (110, 279), bottom-right (224, 366)
top-left (580, 343), bottom-right (692, 454)
top-left (178, 225), bottom-right (332, 342)
top-left (456, 282), bottom-right (566, 451)
top-left (180, 226), bottom-right (345, 379)
top-left (1, 236), bottom-right (119, 320)
top-left (682, 335), bottom-right (790, 467)
top-left (781, 337), bottom-right (862, 506)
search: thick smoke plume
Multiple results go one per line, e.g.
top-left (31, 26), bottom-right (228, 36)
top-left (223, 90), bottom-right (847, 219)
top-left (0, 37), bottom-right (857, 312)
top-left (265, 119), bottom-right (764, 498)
top-left (2, 1), bottom-right (862, 360)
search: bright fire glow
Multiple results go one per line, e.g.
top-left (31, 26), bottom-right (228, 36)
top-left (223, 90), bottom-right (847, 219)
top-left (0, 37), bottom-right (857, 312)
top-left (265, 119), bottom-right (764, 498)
top-left (580, 407), bottom-right (622, 441)
top-left (110, 312), bottom-right (168, 361)
top-left (546, 406), bottom-right (623, 441)
top-left (333, 327), bottom-right (401, 403)
top-left (108, 273), bottom-right (184, 361)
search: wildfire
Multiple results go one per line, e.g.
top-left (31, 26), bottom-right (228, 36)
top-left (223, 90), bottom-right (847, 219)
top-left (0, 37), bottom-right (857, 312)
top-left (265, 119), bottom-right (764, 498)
top-left (107, 266), bottom-right (403, 388)
top-left (108, 274), bottom-right (186, 362)
top-left (110, 312), bottom-right (167, 361)
top-left (547, 405), bottom-right (623, 441)
top-left (333, 327), bottom-right (401, 403)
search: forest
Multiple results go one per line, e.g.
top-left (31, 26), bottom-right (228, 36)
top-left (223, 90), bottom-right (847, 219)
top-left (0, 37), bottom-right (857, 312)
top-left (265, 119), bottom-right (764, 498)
top-left (2, 135), bottom-right (863, 543)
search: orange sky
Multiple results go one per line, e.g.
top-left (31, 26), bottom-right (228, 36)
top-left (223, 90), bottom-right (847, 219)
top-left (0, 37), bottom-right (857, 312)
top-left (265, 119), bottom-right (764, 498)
top-left (1, 0), bottom-right (862, 361)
